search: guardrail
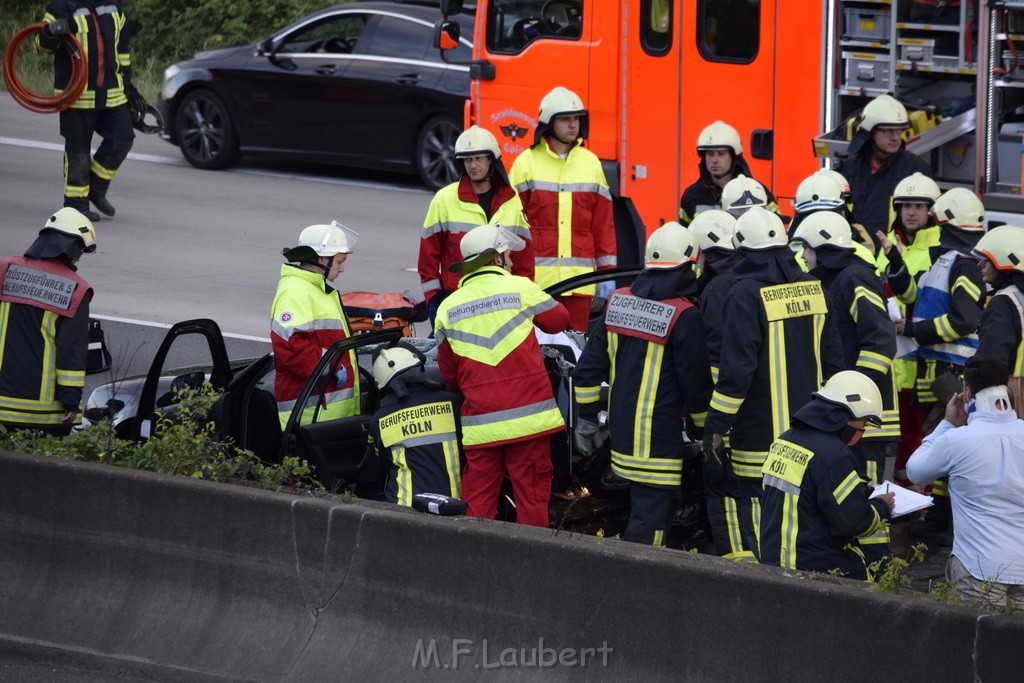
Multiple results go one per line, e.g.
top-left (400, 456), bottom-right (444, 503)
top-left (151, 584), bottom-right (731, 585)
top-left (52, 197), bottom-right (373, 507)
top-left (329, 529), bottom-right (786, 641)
top-left (0, 449), bottom-right (1019, 681)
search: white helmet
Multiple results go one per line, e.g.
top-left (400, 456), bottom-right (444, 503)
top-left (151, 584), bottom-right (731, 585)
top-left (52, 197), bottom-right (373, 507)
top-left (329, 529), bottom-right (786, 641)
top-left (892, 172), bottom-right (941, 206)
top-left (450, 223), bottom-right (526, 274)
top-left (858, 94), bottom-right (911, 133)
top-left (538, 86), bottom-right (586, 124)
top-left (455, 125), bottom-right (501, 160)
top-left (793, 171), bottom-right (846, 214)
top-left (818, 169), bottom-right (851, 197)
top-left (733, 206), bottom-right (787, 250)
top-left (813, 370), bottom-right (883, 424)
top-left (644, 222), bottom-right (699, 269)
top-left (688, 210), bottom-right (737, 252)
top-left (721, 174), bottom-right (768, 214)
top-left (791, 211), bottom-right (855, 251)
top-left (933, 188), bottom-right (985, 233)
top-left (697, 121), bottom-right (742, 156)
top-left (972, 225), bottom-right (1024, 272)
top-left (43, 207), bottom-right (97, 253)
top-left (372, 343), bottom-right (424, 390)
top-left (283, 220), bottom-right (359, 262)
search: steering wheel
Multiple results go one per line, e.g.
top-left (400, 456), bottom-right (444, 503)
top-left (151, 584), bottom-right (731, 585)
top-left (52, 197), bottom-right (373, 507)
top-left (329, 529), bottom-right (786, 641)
top-left (540, 0), bottom-right (582, 37)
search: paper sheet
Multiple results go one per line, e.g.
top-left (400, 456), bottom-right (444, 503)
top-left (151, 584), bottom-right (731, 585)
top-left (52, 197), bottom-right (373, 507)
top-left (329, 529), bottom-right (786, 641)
top-left (887, 297), bottom-right (919, 358)
top-left (870, 480), bottom-right (934, 518)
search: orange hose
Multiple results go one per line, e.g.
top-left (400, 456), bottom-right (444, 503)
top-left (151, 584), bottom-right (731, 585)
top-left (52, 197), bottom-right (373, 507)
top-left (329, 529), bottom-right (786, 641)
top-left (3, 22), bottom-right (87, 114)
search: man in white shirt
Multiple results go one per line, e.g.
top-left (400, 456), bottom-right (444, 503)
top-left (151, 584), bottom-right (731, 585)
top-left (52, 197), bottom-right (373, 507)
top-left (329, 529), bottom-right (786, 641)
top-left (907, 355), bottom-right (1024, 611)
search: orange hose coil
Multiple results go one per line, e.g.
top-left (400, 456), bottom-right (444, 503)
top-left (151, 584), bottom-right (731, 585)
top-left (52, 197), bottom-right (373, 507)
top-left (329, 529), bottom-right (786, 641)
top-left (3, 22), bottom-right (87, 114)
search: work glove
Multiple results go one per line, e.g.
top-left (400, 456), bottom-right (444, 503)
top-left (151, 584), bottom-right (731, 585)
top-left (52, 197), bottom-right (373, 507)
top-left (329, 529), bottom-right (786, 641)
top-left (595, 280), bottom-right (616, 300)
top-left (334, 365), bottom-right (349, 387)
top-left (573, 418), bottom-right (608, 463)
top-left (702, 432), bottom-right (727, 468)
top-left (125, 81), bottom-right (148, 117)
top-left (44, 18), bottom-right (74, 37)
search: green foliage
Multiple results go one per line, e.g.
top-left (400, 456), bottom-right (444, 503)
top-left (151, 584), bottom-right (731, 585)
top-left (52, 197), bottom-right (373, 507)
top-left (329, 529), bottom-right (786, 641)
top-left (0, 384), bottom-right (323, 494)
top-left (869, 542), bottom-right (927, 594)
top-left (928, 580), bottom-right (963, 606)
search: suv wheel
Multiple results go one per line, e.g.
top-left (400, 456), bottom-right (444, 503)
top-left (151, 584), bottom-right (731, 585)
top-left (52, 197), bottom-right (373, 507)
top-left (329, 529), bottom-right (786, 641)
top-left (175, 89), bottom-right (240, 170)
top-left (415, 115), bottom-right (461, 190)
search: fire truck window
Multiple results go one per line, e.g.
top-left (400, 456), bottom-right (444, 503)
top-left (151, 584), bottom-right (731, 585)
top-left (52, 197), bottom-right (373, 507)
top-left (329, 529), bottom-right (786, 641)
top-left (641, 0), bottom-right (672, 56)
top-left (486, 0), bottom-right (583, 55)
top-left (697, 0), bottom-right (760, 63)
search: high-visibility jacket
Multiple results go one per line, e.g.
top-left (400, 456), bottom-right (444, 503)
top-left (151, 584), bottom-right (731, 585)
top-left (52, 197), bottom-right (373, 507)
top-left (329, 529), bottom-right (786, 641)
top-left (434, 266), bottom-right (569, 447)
top-left (38, 0), bottom-right (130, 110)
top-left (977, 284), bottom-right (1024, 376)
top-left (368, 373), bottom-right (463, 506)
top-left (882, 226), bottom-right (941, 397)
top-left (509, 137), bottom-right (615, 295)
top-left (574, 278), bottom-right (713, 489)
top-left (419, 174), bottom-right (533, 303)
top-left (270, 265), bottom-right (360, 428)
top-left (759, 400), bottom-right (892, 581)
top-left (705, 270), bottom-right (844, 480)
top-left (0, 256), bottom-right (92, 427)
top-left (818, 257), bottom-right (900, 441)
top-left (908, 251), bottom-right (985, 365)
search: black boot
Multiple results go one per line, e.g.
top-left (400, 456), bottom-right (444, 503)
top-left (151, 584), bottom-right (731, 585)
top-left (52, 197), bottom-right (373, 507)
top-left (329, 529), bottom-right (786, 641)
top-left (89, 192), bottom-right (116, 217)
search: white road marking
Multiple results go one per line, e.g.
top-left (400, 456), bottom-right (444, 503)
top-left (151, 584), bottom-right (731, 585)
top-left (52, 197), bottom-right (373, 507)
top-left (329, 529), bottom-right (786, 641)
top-left (91, 313), bottom-right (269, 343)
top-left (0, 136), bottom-right (430, 193)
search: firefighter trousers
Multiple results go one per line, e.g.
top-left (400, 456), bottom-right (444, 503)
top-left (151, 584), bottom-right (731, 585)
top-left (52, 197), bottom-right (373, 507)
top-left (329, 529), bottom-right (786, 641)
top-left (704, 463), bottom-right (758, 560)
top-left (60, 105), bottom-right (134, 211)
top-left (462, 435), bottom-right (553, 527)
top-left (623, 483), bottom-right (678, 546)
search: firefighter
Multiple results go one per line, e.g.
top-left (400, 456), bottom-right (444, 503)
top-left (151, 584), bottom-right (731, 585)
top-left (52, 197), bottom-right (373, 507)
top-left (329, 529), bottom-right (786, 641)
top-left (789, 170), bottom-right (877, 262)
top-left (875, 172), bottom-right (942, 486)
top-left (367, 343), bottom-right (464, 506)
top-left (573, 222), bottom-right (713, 545)
top-left (759, 370), bottom-right (896, 581)
top-left (972, 225), bottom-right (1024, 376)
top-left (419, 125), bottom-right (532, 330)
top-left (37, 1), bottom-right (136, 221)
top-left (838, 94), bottom-right (932, 239)
top-left (509, 86), bottom-right (616, 332)
top-left (0, 208), bottom-right (96, 435)
top-left (271, 221), bottom-right (361, 429)
top-left (678, 121), bottom-right (781, 226)
top-left (703, 207), bottom-right (844, 559)
top-left (434, 224), bottom-right (570, 527)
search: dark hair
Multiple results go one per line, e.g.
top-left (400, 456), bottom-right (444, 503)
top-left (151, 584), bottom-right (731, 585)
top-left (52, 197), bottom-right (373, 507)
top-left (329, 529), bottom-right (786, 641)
top-left (964, 355), bottom-right (1010, 394)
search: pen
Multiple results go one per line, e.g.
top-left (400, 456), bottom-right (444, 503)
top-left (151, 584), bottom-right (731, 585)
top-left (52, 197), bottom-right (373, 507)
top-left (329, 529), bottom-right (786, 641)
top-left (886, 484), bottom-right (890, 494)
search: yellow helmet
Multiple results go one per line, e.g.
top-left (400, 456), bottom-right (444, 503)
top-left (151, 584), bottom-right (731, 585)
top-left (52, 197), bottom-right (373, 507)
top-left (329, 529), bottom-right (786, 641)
top-left (644, 221), bottom-right (699, 269)
top-left (43, 207), bottom-right (97, 253)
top-left (450, 223), bottom-right (526, 273)
top-left (858, 94), bottom-right (910, 133)
top-left (813, 370), bottom-right (883, 424)
top-left (972, 225), bottom-right (1024, 272)
top-left (933, 188), bottom-right (985, 232)
top-left (793, 171), bottom-right (846, 214)
top-left (791, 211), bottom-right (855, 251)
top-left (721, 174), bottom-right (768, 214)
top-left (892, 172), bottom-right (941, 206)
top-left (688, 210), bottom-right (737, 252)
top-left (697, 120), bottom-right (742, 156)
top-left (455, 125), bottom-right (501, 160)
top-left (734, 206), bottom-right (787, 250)
top-left (372, 343), bottom-right (424, 390)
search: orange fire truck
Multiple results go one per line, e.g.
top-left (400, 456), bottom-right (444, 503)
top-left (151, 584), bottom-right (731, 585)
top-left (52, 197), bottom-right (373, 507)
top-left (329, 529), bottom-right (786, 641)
top-left (437, 0), bottom-right (1024, 254)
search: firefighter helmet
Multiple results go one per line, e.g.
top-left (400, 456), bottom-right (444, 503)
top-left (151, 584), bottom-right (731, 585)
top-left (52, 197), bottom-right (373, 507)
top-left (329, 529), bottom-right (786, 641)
top-left (734, 206), bottom-right (787, 250)
top-left (721, 174), bottom-right (768, 214)
top-left (813, 370), bottom-right (883, 424)
top-left (42, 207), bottom-right (97, 253)
top-left (450, 223), bottom-right (526, 273)
top-left (972, 225), bottom-right (1024, 272)
top-left (372, 343), bottom-right (425, 390)
top-left (645, 221), bottom-right (699, 269)
top-left (793, 171), bottom-right (846, 214)
top-left (933, 188), bottom-right (985, 232)
top-left (455, 125), bottom-right (501, 160)
top-left (688, 210), bottom-right (737, 252)
top-left (696, 121), bottom-right (742, 156)
top-left (791, 211), bottom-right (855, 250)
top-left (538, 86), bottom-right (587, 124)
top-left (892, 172), bottom-right (941, 206)
top-left (282, 220), bottom-right (359, 262)
top-left (818, 168), bottom-right (851, 197)
top-left (857, 94), bottom-right (911, 133)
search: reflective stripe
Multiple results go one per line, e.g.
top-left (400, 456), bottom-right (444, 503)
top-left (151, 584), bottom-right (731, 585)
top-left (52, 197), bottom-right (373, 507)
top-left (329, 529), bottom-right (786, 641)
top-left (421, 220), bottom-right (478, 238)
top-left (394, 445), bottom-right (412, 506)
top-left (440, 299), bottom-right (557, 350)
top-left (56, 369), bottom-right (85, 386)
top-left (813, 313), bottom-right (825, 386)
top-left (710, 365), bottom-right (720, 384)
top-left (781, 492), bottom-right (798, 569)
top-left (515, 179), bottom-right (613, 201)
top-left (276, 387), bottom-right (355, 414)
top-left (995, 286), bottom-right (1024, 375)
top-left (443, 438), bottom-right (462, 497)
top-left (832, 470), bottom-right (860, 505)
top-left (764, 473), bottom-right (801, 496)
top-left (731, 449), bottom-right (768, 479)
top-left (652, 530), bottom-right (665, 548)
top-left (709, 390), bottom-right (743, 414)
top-left (574, 384), bottom-right (602, 404)
top-left (0, 407), bottom-right (65, 425)
top-left (535, 256), bottom-right (596, 268)
top-left (751, 498), bottom-right (761, 549)
top-left (421, 278), bottom-right (442, 293)
top-left (856, 349), bottom-right (892, 374)
top-left (611, 450), bottom-right (684, 487)
top-left (270, 316), bottom-right (345, 342)
top-left (461, 400), bottom-right (563, 447)
top-left (952, 275), bottom-right (982, 302)
top-left (768, 320), bottom-right (788, 439)
top-left (850, 285), bottom-right (885, 322)
top-left (595, 255), bottom-right (617, 267)
top-left (724, 497), bottom-right (743, 555)
top-left (632, 343), bottom-right (663, 459)
top-left (461, 398), bottom-right (558, 428)
top-left (0, 395), bottom-right (64, 411)
top-left (40, 312), bottom-right (57, 402)
top-left (690, 411), bottom-right (707, 428)
top-left (90, 158), bottom-right (117, 181)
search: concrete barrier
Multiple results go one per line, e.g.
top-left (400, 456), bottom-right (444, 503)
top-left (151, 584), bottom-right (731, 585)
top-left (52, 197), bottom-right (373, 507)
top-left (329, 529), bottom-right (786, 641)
top-left (0, 448), bottom-right (1021, 681)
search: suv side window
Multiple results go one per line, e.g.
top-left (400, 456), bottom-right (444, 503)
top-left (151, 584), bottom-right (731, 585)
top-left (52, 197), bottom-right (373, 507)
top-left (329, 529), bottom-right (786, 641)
top-left (486, 0), bottom-right (583, 55)
top-left (278, 13), bottom-right (369, 55)
top-left (366, 15), bottom-right (432, 60)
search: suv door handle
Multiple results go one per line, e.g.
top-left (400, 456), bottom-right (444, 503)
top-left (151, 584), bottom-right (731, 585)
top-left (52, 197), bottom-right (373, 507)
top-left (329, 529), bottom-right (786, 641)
top-left (397, 73), bottom-right (420, 85)
top-left (315, 64), bottom-right (337, 75)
